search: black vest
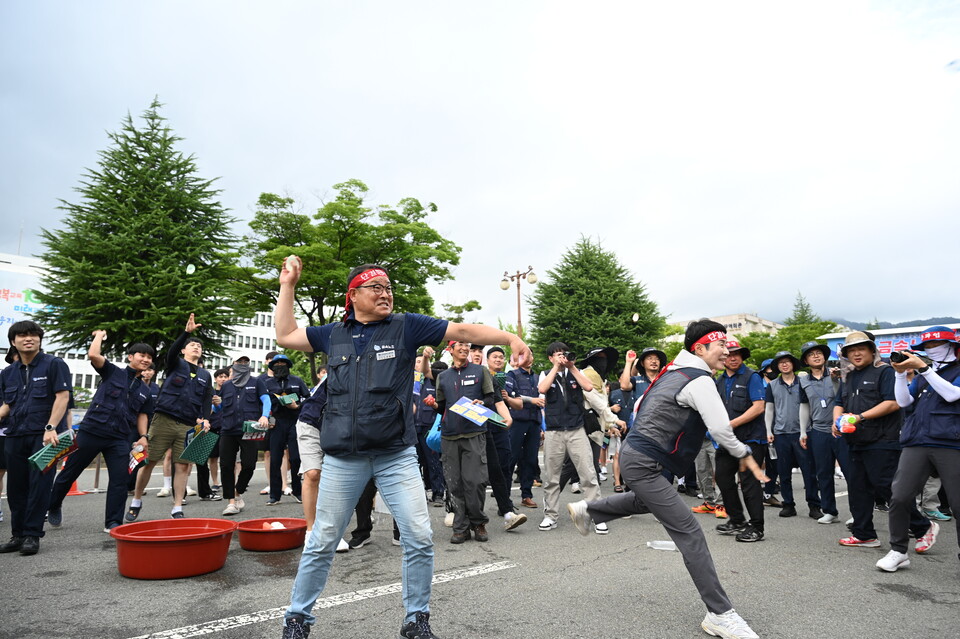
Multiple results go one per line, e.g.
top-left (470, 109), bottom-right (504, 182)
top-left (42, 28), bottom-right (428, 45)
top-left (235, 378), bottom-right (265, 421)
top-left (211, 381), bottom-right (240, 435)
top-left (2, 353), bottom-right (65, 435)
top-left (716, 367), bottom-right (766, 443)
top-left (436, 363), bottom-right (487, 437)
top-left (321, 315), bottom-right (415, 456)
top-left (264, 374), bottom-right (308, 424)
top-left (415, 377), bottom-right (438, 429)
top-left (82, 365), bottom-right (151, 439)
top-left (840, 364), bottom-right (901, 447)
top-left (543, 371), bottom-right (585, 431)
top-left (900, 362), bottom-right (960, 449)
top-left (299, 380), bottom-right (327, 430)
top-left (155, 358), bottom-right (212, 424)
top-left (507, 368), bottom-right (541, 422)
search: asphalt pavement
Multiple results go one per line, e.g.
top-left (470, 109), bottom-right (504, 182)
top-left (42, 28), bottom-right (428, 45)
top-left (0, 464), bottom-right (956, 639)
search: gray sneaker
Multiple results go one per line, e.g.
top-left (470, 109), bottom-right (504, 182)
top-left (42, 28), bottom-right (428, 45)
top-left (222, 503), bottom-right (240, 516)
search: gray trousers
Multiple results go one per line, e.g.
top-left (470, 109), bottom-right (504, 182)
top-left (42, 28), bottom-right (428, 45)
top-left (543, 429), bottom-right (600, 520)
top-left (889, 446), bottom-right (960, 554)
top-left (586, 441), bottom-right (733, 614)
top-left (694, 438), bottom-right (722, 505)
top-left (441, 434), bottom-right (489, 534)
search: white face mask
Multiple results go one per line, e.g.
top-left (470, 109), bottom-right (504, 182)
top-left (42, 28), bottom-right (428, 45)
top-left (924, 343), bottom-right (956, 364)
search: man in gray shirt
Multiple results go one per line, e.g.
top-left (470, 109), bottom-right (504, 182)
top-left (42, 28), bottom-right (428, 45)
top-left (765, 350), bottom-right (821, 519)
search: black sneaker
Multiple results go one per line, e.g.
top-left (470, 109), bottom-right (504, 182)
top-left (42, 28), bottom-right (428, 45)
top-left (171, 511), bottom-right (186, 519)
top-left (808, 507), bottom-right (824, 520)
top-left (125, 505), bottom-right (141, 522)
top-left (716, 521), bottom-right (748, 536)
top-left (47, 507), bottom-right (63, 527)
top-left (19, 536), bottom-right (39, 555)
top-left (735, 526), bottom-right (764, 543)
top-left (0, 536), bottom-right (24, 553)
top-left (779, 505), bottom-right (797, 518)
top-left (399, 612), bottom-right (439, 639)
top-left (200, 494), bottom-right (223, 501)
top-left (281, 614), bottom-right (310, 639)
top-left (348, 534), bottom-right (372, 549)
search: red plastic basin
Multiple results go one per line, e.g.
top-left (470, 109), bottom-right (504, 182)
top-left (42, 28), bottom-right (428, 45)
top-left (237, 517), bottom-right (307, 551)
top-left (109, 518), bottom-right (238, 579)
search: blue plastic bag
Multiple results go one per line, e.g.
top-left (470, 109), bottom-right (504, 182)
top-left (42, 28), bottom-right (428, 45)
top-left (426, 414), bottom-right (442, 452)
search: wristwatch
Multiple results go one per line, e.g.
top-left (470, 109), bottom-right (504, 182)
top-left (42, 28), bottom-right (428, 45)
top-left (44, 424), bottom-right (56, 432)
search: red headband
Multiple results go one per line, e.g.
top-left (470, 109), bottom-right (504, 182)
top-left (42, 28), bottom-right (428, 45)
top-left (344, 268), bottom-right (389, 318)
top-left (689, 331), bottom-right (726, 352)
top-left (919, 329), bottom-right (956, 344)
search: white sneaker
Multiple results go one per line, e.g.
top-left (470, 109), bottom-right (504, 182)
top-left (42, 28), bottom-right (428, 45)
top-left (876, 550), bottom-right (910, 572)
top-left (538, 516), bottom-right (557, 531)
top-left (236, 496), bottom-right (245, 511)
top-left (570, 482), bottom-right (583, 494)
top-left (845, 517), bottom-right (854, 525)
top-left (567, 501), bottom-right (591, 536)
top-left (222, 503), bottom-right (240, 516)
top-left (156, 487), bottom-right (171, 498)
top-left (504, 511), bottom-right (528, 531)
top-left (817, 513), bottom-right (839, 524)
top-left (701, 609), bottom-right (759, 639)
top-left (283, 487), bottom-right (293, 496)
top-left (594, 522), bottom-right (609, 535)
top-left (336, 537), bottom-right (350, 553)
top-left (186, 486), bottom-right (198, 496)
top-left (598, 469), bottom-right (608, 482)
top-left (444, 512), bottom-right (454, 527)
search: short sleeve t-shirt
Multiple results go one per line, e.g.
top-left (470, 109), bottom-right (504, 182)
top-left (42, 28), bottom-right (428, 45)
top-left (305, 313), bottom-right (448, 358)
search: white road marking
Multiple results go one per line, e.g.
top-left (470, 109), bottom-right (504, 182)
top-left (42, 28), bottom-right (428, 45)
top-left (128, 560), bottom-right (518, 639)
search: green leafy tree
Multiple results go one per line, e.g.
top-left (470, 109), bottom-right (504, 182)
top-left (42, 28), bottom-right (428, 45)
top-left (865, 317), bottom-right (882, 331)
top-left (526, 237), bottom-right (665, 374)
top-left (233, 180), bottom-right (462, 378)
top-left (440, 300), bottom-right (482, 324)
top-left (34, 99), bottom-right (248, 356)
top-left (739, 320), bottom-right (838, 370)
top-left (784, 292), bottom-right (820, 326)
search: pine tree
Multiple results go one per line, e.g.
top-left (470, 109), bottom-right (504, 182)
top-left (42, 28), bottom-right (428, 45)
top-left (33, 99), bottom-right (250, 357)
top-left (526, 237), bottom-right (664, 373)
top-left (784, 291), bottom-right (820, 325)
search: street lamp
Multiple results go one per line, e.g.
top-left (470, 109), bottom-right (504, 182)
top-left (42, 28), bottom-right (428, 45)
top-left (500, 266), bottom-right (537, 340)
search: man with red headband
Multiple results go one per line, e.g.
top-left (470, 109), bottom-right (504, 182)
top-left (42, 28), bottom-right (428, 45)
top-left (276, 259), bottom-right (531, 639)
top-left (567, 319), bottom-right (767, 639)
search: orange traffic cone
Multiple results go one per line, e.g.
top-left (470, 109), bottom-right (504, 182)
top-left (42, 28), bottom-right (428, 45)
top-left (60, 456), bottom-right (87, 496)
top-left (66, 479), bottom-right (87, 496)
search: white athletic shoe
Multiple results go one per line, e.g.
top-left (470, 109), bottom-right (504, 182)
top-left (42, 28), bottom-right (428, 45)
top-left (185, 486), bottom-right (198, 496)
top-left (593, 522), bottom-right (609, 535)
top-left (336, 537), bottom-right (350, 553)
top-left (567, 501), bottom-right (591, 536)
top-left (570, 482), bottom-right (583, 494)
top-left (236, 496), bottom-right (245, 511)
top-left (444, 512), bottom-right (454, 527)
top-left (222, 503), bottom-right (240, 516)
top-left (876, 550), bottom-right (910, 572)
top-left (156, 487), bottom-right (171, 498)
top-left (817, 513), bottom-right (839, 524)
top-left (538, 516), bottom-right (558, 531)
top-left (701, 609), bottom-right (759, 639)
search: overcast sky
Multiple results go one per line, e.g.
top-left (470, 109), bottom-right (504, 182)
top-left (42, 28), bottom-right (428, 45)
top-left (2, 1), bottom-right (958, 330)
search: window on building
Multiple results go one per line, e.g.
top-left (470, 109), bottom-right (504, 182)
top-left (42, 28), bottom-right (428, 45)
top-left (85, 374), bottom-right (94, 389)
top-left (75, 373), bottom-right (83, 387)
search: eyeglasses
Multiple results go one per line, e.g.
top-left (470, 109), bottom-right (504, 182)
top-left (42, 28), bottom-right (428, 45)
top-left (355, 284), bottom-right (393, 295)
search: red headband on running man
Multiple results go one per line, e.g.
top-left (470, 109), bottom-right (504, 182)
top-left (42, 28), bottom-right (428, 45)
top-left (689, 331), bottom-right (726, 352)
top-left (344, 268), bottom-right (389, 318)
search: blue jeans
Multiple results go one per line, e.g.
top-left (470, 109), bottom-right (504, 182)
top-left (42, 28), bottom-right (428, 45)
top-left (508, 419), bottom-right (540, 499)
top-left (773, 432), bottom-right (820, 509)
top-left (285, 446), bottom-right (433, 627)
top-left (808, 429), bottom-right (852, 516)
